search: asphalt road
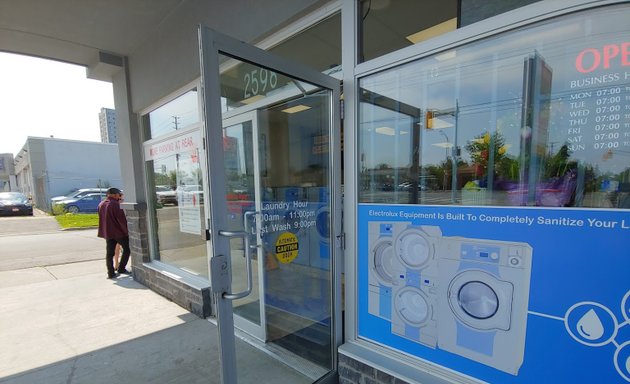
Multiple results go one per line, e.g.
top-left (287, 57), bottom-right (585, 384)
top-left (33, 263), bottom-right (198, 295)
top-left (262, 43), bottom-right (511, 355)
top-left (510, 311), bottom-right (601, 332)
top-left (0, 211), bottom-right (104, 271)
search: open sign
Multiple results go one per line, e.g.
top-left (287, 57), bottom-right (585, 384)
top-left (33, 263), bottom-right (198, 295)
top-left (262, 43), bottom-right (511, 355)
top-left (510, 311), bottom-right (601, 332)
top-left (575, 42), bottom-right (630, 73)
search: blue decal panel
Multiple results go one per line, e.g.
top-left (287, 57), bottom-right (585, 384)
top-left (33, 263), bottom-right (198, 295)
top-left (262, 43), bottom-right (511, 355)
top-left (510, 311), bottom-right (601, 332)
top-left (358, 204), bottom-right (630, 383)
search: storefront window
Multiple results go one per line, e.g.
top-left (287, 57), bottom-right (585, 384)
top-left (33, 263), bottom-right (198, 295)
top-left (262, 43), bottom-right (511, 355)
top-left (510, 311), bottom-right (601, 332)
top-left (459, 0), bottom-right (540, 27)
top-left (144, 89), bottom-right (199, 140)
top-left (357, 6), bottom-right (630, 384)
top-left (217, 61), bottom-right (296, 112)
top-left (359, 5), bottom-right (630, 209)
top-left (269, 13), bottom-right (341, 74)
top-left (143, 90), bottom-right (208, 278)
top-left (359, 0), bottom-right (539, 63)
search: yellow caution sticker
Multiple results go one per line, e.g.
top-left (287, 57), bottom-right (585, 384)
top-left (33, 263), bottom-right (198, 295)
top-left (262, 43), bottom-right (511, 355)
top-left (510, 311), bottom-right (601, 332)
top-left (274, 232), bottom-right (299, 264)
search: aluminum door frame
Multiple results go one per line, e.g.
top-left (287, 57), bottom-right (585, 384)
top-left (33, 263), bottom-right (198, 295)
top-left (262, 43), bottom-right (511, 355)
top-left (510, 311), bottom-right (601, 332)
top-left (199, 25), bottom-right (342, 384)
top-left (221, 110), bottom-right (266, 341)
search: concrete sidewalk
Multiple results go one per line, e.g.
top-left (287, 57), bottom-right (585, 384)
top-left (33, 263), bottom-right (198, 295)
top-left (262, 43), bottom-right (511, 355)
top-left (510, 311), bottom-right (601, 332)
top-left (0, 260), bottom-right (311, 384)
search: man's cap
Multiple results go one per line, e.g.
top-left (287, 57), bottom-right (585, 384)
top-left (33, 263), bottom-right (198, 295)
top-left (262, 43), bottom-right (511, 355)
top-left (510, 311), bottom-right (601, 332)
top-left (107, 187), bottom-right (123, 195)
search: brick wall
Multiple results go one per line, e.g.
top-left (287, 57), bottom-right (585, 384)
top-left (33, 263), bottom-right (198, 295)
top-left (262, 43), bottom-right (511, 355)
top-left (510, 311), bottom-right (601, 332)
top-left (339, 353), bottom-right (410, 384)
top-left (124, 204), bottom-right (212, 318)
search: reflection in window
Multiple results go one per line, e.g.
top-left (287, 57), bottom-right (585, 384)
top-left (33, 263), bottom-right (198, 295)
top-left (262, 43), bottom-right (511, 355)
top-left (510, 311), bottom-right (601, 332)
top-left (145, 89), bottom-right (199, 140)
top-left (459, 0), bottom-right (541, 27)
top-left (359, 0), bottom-right (458, 62)
top-left (268, 13), bottom-right (341, 74)
top-left (359, 4), bottom-right (630, 209)
top-left (145, 139), bottom-right (208, 277)
top-left (143, 84), bottom-right (208, 277)
top-left (359, 0), bottom-right (544, 63)
top-left (217, 60), bottom-right (287, 112)
top-left (217, 53), bottom-right (335, 369)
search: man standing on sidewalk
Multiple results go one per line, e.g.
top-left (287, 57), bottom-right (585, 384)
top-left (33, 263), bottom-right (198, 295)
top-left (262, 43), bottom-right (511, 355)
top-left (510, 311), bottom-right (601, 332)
top-left (97, 187), bottom-right (131, 279)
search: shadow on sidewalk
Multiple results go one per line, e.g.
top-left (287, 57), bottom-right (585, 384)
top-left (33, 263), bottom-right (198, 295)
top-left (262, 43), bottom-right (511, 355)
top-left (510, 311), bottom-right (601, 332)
top-left (0, 319), bottom-right (313, 384)
top-left (0, 320), bottom-right (220, 384)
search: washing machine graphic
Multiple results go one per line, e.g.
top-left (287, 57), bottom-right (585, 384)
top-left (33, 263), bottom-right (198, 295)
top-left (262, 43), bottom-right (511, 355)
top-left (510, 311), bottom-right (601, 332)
top-left (368, 222), bottom-right (403, 320)
top-left (437, 237), bottom-right (532, 375)
top-left (390, 225), bottom-right (441, 348)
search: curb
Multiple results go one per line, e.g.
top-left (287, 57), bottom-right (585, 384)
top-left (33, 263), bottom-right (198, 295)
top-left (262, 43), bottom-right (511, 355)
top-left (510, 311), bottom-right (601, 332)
top-left (60, 226), bottom-right (98, 231)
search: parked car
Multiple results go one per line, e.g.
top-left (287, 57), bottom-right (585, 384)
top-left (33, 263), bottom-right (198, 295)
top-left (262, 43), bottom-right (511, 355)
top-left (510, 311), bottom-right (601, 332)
top-left (380, 183), bottom-right (394, 191)
top-left (51, 188), bottom-right (108, 205)
top-left (61, 193), bottom-right (105, 213)
top-left (156, 185), bottom-right (178, 205)
top-left (0, 192), bottom-right (33, 216)
top-left (52, 188), bottom-right (79, 200)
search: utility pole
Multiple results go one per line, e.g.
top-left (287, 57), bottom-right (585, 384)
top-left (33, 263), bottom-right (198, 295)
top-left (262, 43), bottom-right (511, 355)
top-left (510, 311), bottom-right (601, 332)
top-left (172, 115), bottom-right (180, 130)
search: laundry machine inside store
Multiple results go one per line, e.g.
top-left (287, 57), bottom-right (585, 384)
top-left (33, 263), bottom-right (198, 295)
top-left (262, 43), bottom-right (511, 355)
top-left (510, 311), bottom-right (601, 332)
top-left (390, 225), bottom-right (441, 348)
top-left (307, 187), bottom-right (330, 270)
top-left (437, 237), bottom-right (532, 375)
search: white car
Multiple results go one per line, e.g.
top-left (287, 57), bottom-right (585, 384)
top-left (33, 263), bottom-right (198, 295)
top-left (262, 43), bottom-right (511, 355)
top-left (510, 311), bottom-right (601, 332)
top-left (51, 188), bottom-right (107, 205)
top-left (156, 185), bottom-right (177, 205)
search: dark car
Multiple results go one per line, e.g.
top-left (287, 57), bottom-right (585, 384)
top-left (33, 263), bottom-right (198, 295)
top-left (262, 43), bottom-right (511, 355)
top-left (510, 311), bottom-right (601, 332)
top-left (0, 192), bottom-right (33, 216)
top-left (62, 193), bottom-right (105, 213)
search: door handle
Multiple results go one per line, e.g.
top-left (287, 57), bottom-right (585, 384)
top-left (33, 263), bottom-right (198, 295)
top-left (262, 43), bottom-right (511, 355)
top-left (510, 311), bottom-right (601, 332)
top-left (243, 210), bottom-right (260, 249)
top-left (217, 229), bottom-right (253, 300)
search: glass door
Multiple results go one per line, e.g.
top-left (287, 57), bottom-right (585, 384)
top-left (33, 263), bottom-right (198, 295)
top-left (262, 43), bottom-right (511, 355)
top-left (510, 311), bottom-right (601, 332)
top-left (199, 27), bottom-right (341, 384)
top-left (221, 111), bottom-right (265, 341)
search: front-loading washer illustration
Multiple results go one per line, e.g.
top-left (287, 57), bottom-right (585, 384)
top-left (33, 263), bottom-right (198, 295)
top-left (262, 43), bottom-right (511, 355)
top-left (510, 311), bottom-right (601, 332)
top-left (390, 225), bottom-right (441, 348)
top-left (368, 222), bottom-right (403, 320)
top-left (437, 237), bottom-right (533, 375)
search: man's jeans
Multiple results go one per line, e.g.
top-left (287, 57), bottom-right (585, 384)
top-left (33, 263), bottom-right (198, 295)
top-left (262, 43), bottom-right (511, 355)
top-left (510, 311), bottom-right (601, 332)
top-left (106, 237), bottom-right (131, 277)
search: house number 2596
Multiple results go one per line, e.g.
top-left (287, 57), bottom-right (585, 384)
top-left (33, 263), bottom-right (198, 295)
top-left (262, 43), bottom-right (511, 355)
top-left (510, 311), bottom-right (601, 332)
top-left (243, 69), bottom-right (278, 99)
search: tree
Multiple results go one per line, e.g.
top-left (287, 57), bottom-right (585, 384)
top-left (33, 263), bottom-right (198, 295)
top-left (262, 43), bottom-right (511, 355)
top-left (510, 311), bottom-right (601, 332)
top-left (464, 131), bottom-right (508, 179)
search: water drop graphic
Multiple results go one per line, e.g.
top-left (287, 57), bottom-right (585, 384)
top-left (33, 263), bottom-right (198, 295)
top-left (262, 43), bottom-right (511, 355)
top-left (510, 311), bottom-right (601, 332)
top-left (576, 309), bottom-right (604, 341)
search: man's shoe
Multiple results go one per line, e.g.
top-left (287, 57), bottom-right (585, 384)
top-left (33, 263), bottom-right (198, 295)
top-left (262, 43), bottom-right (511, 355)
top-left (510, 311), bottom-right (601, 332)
top-left (118, 269), bottom-right (132, 275)
top-left (107, 273), bottom-right (118, 279)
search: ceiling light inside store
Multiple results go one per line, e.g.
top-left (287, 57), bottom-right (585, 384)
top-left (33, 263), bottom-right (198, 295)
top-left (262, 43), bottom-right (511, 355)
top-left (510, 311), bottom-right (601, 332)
top-left (406, 18), bottom-right (457, 44)
top-left (375, 126), bottom-right (408, 136)
top-left (242, 95), bottom-right (265, 104)
top-left (282, 105), bottom-right (311, 114)
top-left (435, 50), bottom-right (457, 61)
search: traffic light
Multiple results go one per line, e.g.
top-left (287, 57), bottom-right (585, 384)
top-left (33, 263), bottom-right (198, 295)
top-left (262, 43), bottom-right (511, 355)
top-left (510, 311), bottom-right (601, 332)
top-left (425, 110), bottom-right (434, 129)
top-left (602, 149), bottom-right (613, 161)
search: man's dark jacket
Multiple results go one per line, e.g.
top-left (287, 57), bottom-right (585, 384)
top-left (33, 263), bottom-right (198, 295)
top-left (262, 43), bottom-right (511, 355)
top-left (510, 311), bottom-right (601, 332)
top-left (97, 197), bottom-right (128, 240)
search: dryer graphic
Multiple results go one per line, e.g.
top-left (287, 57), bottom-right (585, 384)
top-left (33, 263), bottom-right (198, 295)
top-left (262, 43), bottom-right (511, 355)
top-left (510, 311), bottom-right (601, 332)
top-left (390, 225), bottom-right (441, 348)
top-left (368, 222), bottom-right (401, 320)
top-left (437, 237), bottom-right (533, 375)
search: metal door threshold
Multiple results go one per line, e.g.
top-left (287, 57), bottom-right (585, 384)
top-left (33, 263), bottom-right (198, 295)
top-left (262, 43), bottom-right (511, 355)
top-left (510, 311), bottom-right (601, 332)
top-left (207, 317), bottom-right (327, 381)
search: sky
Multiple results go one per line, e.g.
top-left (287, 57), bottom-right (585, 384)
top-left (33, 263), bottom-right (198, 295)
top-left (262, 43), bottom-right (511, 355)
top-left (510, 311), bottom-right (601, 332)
top-left (0, 52), bottom-right (115, 156)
